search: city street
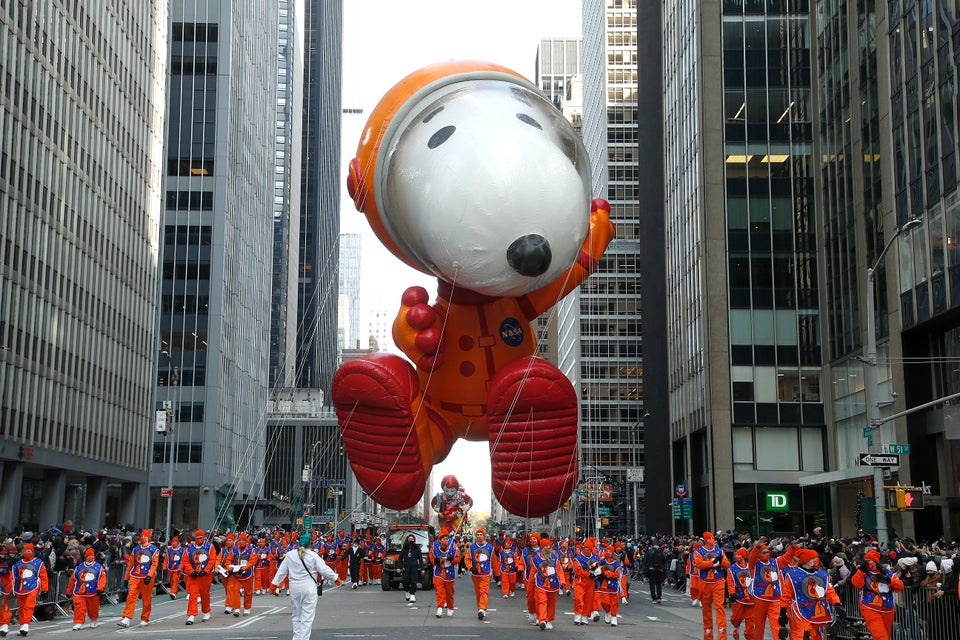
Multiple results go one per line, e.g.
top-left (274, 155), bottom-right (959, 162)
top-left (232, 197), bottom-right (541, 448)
top-left (19, 576), bottom-right (709, 639)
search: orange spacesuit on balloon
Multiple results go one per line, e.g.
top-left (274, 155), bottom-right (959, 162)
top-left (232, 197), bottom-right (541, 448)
top-left (333, 60), bottom-right (615, 518)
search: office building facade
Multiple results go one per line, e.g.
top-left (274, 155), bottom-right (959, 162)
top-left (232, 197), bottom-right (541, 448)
top-left (151, 1), bottom-right (279, 530)
top-left (269, 0), bottom-right (306, 389)
top-left (807, 1), bottom-right (960, 540)
top-left (664, 0), bottom-right (829, 535)
top-left (566, 0), bottom-right (647, 537)
top-left (338, 232), bottom-right (360, 351)
top-left (0, 0), bottom-right (168, 532)
top-left (295, 0), bottom-right (342, 394)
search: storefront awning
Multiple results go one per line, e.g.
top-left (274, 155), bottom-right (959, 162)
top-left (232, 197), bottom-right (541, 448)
top-left (798, 467), bottom-right (875, 487)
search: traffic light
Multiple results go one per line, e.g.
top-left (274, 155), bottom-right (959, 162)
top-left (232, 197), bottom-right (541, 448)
top-left (327, 489), bottom-right (332, 499)
top-left (883, 486), bottom-right (925, 511)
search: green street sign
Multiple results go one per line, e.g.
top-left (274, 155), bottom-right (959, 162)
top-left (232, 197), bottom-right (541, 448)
top-left (765, 491), bottom-right (789, 512)
top-left (599, 507), bottom-right (611, 516)
top-left (885, 443), bottom-right (910, 455)
top-left (303, 516), bottom-right (313, 529)
top-left (673, 498), bottom-right (681, 519)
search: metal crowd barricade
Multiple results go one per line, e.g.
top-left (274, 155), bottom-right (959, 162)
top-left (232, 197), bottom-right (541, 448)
top-left (14, 561), bottom-right (179, 622)
top-left (836, 584), bottom-right (960, 640)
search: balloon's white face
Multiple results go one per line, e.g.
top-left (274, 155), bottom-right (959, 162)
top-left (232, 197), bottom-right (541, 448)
top-left (380, 80), bottom-right (592, 297)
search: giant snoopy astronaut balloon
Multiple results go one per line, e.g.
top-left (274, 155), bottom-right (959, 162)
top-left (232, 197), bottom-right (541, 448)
top-left (333, 60), bottom-right (615, 517)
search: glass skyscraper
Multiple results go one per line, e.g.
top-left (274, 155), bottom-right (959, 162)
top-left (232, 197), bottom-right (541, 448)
top-left (270, 0), bottom-right (305, 390)
top-left (665, 0), bottom-right (828, 535)
top-left (295, 0), bottom-right (342, 394)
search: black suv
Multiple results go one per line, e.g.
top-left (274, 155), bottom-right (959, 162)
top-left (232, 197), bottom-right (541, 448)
top-left (381, 524), bottom-right (435, 591)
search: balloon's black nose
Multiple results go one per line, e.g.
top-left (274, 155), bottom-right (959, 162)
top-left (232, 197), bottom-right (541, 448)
top-left (506, 234), bottom-right (552, 277)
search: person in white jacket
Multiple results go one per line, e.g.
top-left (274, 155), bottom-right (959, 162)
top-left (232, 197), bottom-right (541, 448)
top-left (271, 533), bottom-right (338, 640)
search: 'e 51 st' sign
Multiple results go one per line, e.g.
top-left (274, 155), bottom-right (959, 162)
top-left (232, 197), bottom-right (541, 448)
top-left (765, 491), bottom-right (789, 512)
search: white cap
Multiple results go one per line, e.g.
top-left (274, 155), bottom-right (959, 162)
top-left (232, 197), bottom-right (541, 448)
top-left (926, 561), bottom-right (938, 572)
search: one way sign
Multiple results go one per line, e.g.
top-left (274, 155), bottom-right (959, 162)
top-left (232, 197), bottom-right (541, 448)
top-left (858, 453), bottom-right (900, 467)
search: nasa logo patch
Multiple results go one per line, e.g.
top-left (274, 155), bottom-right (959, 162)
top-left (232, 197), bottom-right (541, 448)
top-left (499, 318), bottom-right (524, 347)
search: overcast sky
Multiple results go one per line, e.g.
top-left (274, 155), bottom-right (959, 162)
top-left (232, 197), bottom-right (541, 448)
top-left (339, 0), bottom-right (583, 514)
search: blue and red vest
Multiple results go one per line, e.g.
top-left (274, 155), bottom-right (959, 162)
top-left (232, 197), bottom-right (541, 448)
top-left (532, 551), bottom-right (562, 591)
top-left (752, 558), bottom-right (783, 601)
top-left (255, 545), bottom-right (271, 568)
top-left (522, 547), bottom-right (540, 580)
top-left (499, 545), bottom-right (519, 573)
top-left (729, 562), bottom-right (753, 603)
top-left (13, 557), bottom-right (44, 594)
top-left (469, 541), bottom-right (494, 575)
top-left (235, 547), bottom-right (254, 579)
top-left (324, 541), bottom-right (338, 564)
top-left (187, 541), bottom-right (214, 573)
top-left (72, 562), bottom-right (105, 596)
top-left (574, 550), bottom-right (600, 582)
top-left (166, 546), bottom-right (184, 571)
top-left (595, 559), bottom-right (623, 594)
top-left (129, 543), bottom-right (158, 578)
top-left (431, 541), bottom-right (457, 581)
top-left (859, 570), bottom-right (896, 612)
top-left (694, 545), bottom-right (725, 583)
top-left (783, 566), bottom-right (834, 624)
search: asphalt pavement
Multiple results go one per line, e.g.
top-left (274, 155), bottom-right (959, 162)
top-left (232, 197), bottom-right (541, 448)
top-left (14, 575), bottom-right (715, 639)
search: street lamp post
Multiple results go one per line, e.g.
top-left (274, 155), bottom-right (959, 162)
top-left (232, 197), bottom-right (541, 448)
top-left (160, 350), bottom-right (179, 541)
top-left (864, 217), bottom-right (922, 546)
top-left (629, 413), bottom-right (649, 539)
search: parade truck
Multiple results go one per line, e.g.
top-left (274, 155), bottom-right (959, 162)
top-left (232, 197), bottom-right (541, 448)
top-left (381, 524), bottom-right (435, 591)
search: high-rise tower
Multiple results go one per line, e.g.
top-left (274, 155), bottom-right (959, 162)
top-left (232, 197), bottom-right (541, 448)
top-left (295, 0), bottom-right (342, 394)
top-left (0, 0), bottom-right (168, 531)
top-left (152, 1), bottom-right (280, 529)
top-left (570, 0), bottom-right (646, 537)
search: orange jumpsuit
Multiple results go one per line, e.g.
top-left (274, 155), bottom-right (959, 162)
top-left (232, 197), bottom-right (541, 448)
top-left (850, 566), bottom-right (903, 640)
top-left (164, 541), bottom-right (184, 597)
top-left (747, 545), bottom-right (794, 640)
top-left (122, 539), bottom-right (160, 623)
top-left (430, 538), bottom-right (460, 612)
top-left (0, 553), bottom-right (13, 632)
top-left (779, 565), bottom-right (840, 640)
top-left (521, 545), bottom-right (540, 619)
top-left (269, 536), bottom-right (292, 593)
top-left (182, 539), bottom-right (218, 618)
top-left (220, 540), bottom-right (256, 614)
top-left (12, 551), bottom-right (48, 629)
top-left (726, 557), bottom-right (755, 640)
top-left (693, 540), bottom-right (731, 639)
top-left (335, 533), bottom-right (350, 582)
top-left (464, 538), bottom-right (496, 614)
top-left (688, 545), bottom-right (701, 602)
top-left (253, 541), bottom-right (272, 593)
top-left (533, 548), bottom-right (569, 626)
top-left (498, 542), bottom-right (520, 597)
top-left (596, 553), bottom-right (624, 622)
top-left (68, 558), bottom-right (107, 626)
top-left (572, 548), bottom-right (600, 622)
top-left (266, 532), bottom-right (282, 586)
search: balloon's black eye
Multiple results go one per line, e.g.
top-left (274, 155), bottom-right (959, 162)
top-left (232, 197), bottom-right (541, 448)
top-left (517, 113), bottom-right (542, 130)
top-left (427, 125), bottom-right (456, 148)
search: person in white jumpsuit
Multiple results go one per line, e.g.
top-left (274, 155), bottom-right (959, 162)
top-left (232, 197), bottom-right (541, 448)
top-left (271, 533), bottom-right (338, 640)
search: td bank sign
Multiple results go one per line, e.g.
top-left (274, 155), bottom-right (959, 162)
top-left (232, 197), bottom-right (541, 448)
top-left (765, 491), bottom-right (789, 512)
